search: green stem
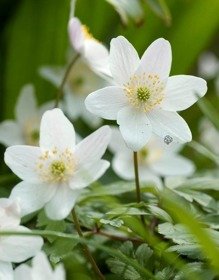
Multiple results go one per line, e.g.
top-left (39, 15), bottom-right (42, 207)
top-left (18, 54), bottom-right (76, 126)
top-left (133, 152), bottom-right (141, 203)
top-left (54, 53), bottom-right (80, 108)
top-left (72, 208), bottom-right (105, 280)
top-left (133, 152), bottom-right (146, 226)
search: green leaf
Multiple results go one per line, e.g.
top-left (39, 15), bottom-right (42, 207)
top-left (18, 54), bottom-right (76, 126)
top-left (135, 243), bottom-right (153, 267)
top-left (146, 0), bottom-right (171, 25)
top-left (161, 190), bottom-right (219, 274)
top-left (107, 258), bottom-right (141, 280)
top-left (4, 0), bottom-right (69, 118)
top-left (197, 97), bottom-right (219, 131)
top-left (189, 141), bottom-right (219, 165)
top-left (44, 238), bottom-right (78, 263)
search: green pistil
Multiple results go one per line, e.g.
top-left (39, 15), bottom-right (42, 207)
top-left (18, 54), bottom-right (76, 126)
top-left (137, 87), bottom-right (150, 102)
top-left (50, 161), bottom-right (66, 177)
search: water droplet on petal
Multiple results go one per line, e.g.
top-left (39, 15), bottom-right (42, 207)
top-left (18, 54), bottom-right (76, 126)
top-left (164, 135), bottom-right (173, 145)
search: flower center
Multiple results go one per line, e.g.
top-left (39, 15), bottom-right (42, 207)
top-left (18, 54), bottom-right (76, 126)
top-left (124, 73), bottom-right (165, 112)
top-left (50, 161), bottom-right (66, 178)
top-left (137, 87), bottom-right (150, 101)
top-left (36, 148), bottom-right (75, 183)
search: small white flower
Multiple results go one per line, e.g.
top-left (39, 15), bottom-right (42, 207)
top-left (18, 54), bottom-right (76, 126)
top-left (14, 251), bottom-right (65, 280)
top-left (68, 17), bottom-right (111, 78)
top-left (109, 127), bottom-right (195, 187)
top-left (200, 119), bottom-right (219, 155)
top-left (0, 84), bottom-right (53, 147)
top-left (85, 36), bottom-right (207, 151)
top-left (5, 109), bottom-right (111, 220)
top-left (40, 58), bottom-right (108, 128)
top-left (0, 198), bottom-right (43, 280)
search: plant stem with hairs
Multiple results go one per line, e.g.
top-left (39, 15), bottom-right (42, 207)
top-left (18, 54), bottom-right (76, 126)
top-left (72, 208), bottom-right (105, 280)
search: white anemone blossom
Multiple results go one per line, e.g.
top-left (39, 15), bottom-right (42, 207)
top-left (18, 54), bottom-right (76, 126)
top-left (5, 109), bottom-right (111, 220)
top-left (14, 252), bottom-right (65, 280)
top-left (68, 16), bottom-right (111, 78)
top-left (109, 127), bottom-right (195, 188)
top-left (0, 198), bottom-right (43, 280)
top-left (0, 84), bottom-right (53, 147)
top-left (40, 58), bottom-right (108, 128)
top-left (85, 36), bottom-right (207, 151)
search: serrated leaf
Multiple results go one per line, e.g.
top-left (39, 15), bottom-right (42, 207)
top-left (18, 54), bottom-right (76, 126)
top-left (156, 267), bottom-right (175, 280)
top-left (107, 258), bottom-right (141, 280)
top-left (135, 244), bottom-right (153, 267)
top-left (44, 238), bottom-right (78, 264)
top-left (100, 218), bottom-right (124, 228)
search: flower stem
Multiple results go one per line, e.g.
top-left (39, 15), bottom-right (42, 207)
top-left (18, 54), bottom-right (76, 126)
top-left (54, 53), bottom-right (80, 108)
top-left (133, 152), bottom-right (146, 226)
top-left (133, 152), bottom-right (141, 203)
top-left (71, 208), bottom-right (105, 280)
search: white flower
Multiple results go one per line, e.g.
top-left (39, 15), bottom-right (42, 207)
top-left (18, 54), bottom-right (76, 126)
top-left (0, 84), bottom-right (53, 147)
top-left (109, 127), bottom-right (195, 187)
top-left (14, 252), bottom-right (65, 280)
top-left (200, 119), bottom-right (219, 155)
top-left (105, 0), bottom-right (143, 25)
top-left (40, 58), bottom-right (108, 128)
top-left (68, 17), bottom-right (111, 78)
top-left (85, 36), bottom-right (207, 151)
top-left (5, 109), bottom-right (111, 220)
top-left (0, 198), bottom-right (43, 280)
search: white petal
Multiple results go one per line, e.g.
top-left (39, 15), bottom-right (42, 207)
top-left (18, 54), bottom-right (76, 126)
top-left (147, 109), bottom-right (192, 143)
top-left (0, 226), bottom-right (43, 263)
top-left (162, 75), bottom-right (207, 111)
top-left (0, 198), bottom-right (20, 228)
top-left (40, 109), bottom-right (76, 150)
top-left (70, 160), bottom-right (110, 189)
top-left (4, 146), bottom-right (41, 183)
top-left (14, 264), bottom-right (32, 280)
top-left (136, 38), bottom-right (171, 81)
top-left (117, 107), bottom-right (152, 151)
top-left (74, 126), bottom-right (111, 166)
top-left (0, 262), bottom-right (13, 280)
top-left (15, 84), bottom-right (38, 125)
top-left (10, 181), bottom-right (56, 217)
top-left (64, 92), bottom-right (83, 119)
top-left (31, 252), bottom-right (53, 279)
top-left (68, 17), bottom-right (84, 52)
top-left (112, 153), bottom-right (134, 180)
top-left (110, 36), bottom-right (140, 85)
top-left (108, 126), bottom-right (129, 154)
top-left (84, 39), bottom-right (111, 77)
top-left (53, 264), bottom-right (66, 280)
top-left (39, 66), bottom-right (64, 87)
top-left (0, 121), bottom-right (24, 146)
top-left (81, 108), bottom-right (103, 128)
top-left (85, 86), bottom-right (128, 120)
top-left (151, 155), bottom-right (195, 177)
top-left (45, 184), bottom-right (81, 220)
